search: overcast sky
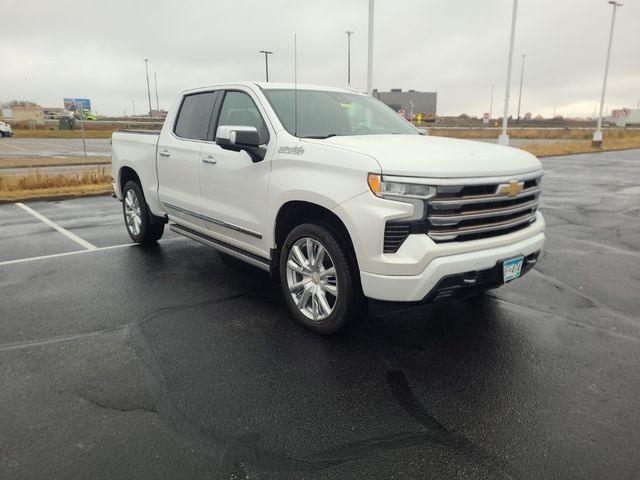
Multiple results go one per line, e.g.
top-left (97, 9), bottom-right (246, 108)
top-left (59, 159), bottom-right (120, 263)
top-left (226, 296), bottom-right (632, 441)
top-left (2, 0), bottom-right (638, 117)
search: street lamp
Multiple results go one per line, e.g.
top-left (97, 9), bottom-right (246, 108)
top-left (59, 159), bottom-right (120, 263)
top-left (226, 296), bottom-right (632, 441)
top-left (516, 54), bottom-right (526, 123)
top-left (489, 83), bottom-right (495, 120)
top-left (498, 0), bottom-right (518, 146)
top-left (346, 31), bottom-right (354, 86)
top-left (144, 58), bottom-right (152, 118)
top-left (154, 72), bottom-right (159, 111)
top-left (366, 0), bottom-right (374, 94)
top-left (593, 1), bottom-right (622, 147)
top-left (259, 50), bottom-right (273, 82)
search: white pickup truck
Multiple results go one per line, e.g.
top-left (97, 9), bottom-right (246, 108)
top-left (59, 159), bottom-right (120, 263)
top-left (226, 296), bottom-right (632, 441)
top-left (111, 82), bottom-right (545, 334)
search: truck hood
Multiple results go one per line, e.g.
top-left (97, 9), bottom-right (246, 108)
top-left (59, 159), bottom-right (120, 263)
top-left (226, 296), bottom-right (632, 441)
top-left (308, 134), bottom-right (541, 178)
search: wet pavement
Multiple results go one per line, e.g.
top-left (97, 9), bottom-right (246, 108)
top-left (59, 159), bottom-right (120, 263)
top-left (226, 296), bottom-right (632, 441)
top-left (0, 138), bottom-right (110, 157)
top-left (1, 149), bottom-right (639, 479)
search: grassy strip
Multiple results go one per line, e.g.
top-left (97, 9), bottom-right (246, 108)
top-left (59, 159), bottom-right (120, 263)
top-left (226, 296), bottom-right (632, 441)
top-left (0, 168), bottom-right (112, 202)
top-left (11, 129), bottom-right (114, 139)
top-left (0, 156), bottom-right (111, 169)
top-left (431, 128), bottom-right (640, 141)
top-left (518, 137), bottom-right (640, 157)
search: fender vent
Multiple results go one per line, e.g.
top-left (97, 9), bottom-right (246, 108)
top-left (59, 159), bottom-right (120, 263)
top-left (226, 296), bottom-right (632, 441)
top-left (383, 223), bottom-right (411, 253)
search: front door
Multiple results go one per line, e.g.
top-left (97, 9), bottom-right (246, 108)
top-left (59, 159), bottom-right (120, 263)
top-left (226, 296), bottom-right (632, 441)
top-left (199, 89), bottom-right (273, 256)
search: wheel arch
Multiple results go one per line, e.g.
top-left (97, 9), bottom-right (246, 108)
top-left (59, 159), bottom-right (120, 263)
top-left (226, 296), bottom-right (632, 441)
top-left (274, 200), bottom-right (360, 273)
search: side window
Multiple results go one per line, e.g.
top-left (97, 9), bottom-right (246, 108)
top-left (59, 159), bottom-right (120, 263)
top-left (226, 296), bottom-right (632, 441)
top-left (174, 92), bottom-right (217, 140)
top-left (216, 91), bottom-right (269, 145)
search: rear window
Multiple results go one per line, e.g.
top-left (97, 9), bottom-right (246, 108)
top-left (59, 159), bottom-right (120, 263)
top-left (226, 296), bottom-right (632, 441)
top-left (174, 92), bottom-right (217, 140)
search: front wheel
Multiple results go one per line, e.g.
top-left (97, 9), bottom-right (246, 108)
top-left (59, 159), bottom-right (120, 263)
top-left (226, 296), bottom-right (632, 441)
top-left (122, 180), bottom-right (164, 244)
top-left (279, 223), bottom-right (365, 334)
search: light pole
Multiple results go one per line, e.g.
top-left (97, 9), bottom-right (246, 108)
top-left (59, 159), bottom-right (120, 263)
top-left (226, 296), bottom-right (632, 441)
top-left (346, 30), bottom-right (354, 86)
top-left (489, 83), bottom-right (495, 120)
top-left (499, 0), bottom-right (518, 146)
top-left (154, 72), bottom-right (159, 112)
top-left (144, 58), bottom-right (152, 118)
top-left (593, 1), bottom-right (622, 147)
top-left (516, 54), bottom-right (526, 123)
top-left (366, 0), bottom-right (374, 94)
top-left (259, 50), bottom-right (273, 82)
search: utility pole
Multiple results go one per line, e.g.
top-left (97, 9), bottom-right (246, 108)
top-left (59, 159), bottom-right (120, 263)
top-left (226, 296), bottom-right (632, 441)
top-left (132, 100), bottom-right (136, 116)
top-left (489, 83), bottom-right (495, 119)
top-left (154, 72), bottom-right (159, 112)
top-left (144, 58), bottom-right (152, 118)
top-left (516, 54), bottom-right (526, 123)
top-left (259, 50), bottom-right (273, 82)
top-left (366, 0), bottom-right (374, 94)
top-left (593, 1), bottom-right (622, 147)
top-left (499, 0), bottom-right (518, 146)
top-left (346, 30), bottom-right (354, 86)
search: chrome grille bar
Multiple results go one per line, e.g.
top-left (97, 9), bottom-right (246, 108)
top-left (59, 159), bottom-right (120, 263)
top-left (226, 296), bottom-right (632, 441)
top-left (429, 186), bottom-right (541, 210)
top-left (428, 199), bottom-right (539, 226)
top-left (428, 212), bottom-right (537, 241)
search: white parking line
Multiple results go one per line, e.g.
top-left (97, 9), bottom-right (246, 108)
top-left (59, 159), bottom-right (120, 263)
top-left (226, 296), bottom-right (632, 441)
top-left (1, 143), bottom-right (29, 152)
top-left (15, 202), bottom-right (98, 250)
top-left (0, 243), bottom-right (134, 267)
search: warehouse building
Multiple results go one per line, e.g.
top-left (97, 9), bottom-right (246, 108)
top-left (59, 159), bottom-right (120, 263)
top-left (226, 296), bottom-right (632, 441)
top-left (373, 89), bottom-right (437, 122)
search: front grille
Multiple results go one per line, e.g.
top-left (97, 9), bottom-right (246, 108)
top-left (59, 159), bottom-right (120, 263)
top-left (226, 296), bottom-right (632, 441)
top-left (427, 175), bottom-right (542, 243)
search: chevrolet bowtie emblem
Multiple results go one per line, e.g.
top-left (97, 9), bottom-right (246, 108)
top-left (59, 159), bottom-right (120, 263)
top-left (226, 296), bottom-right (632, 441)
top-left (497, 180), bottom-right (524, 197)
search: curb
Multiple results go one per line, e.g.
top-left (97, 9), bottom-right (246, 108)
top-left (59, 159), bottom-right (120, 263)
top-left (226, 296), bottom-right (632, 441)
top-left (0, 190), bottom-right (112, 205)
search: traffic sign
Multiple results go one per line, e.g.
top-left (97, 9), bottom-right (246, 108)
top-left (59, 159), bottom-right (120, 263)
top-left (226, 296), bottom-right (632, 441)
top-left (398, 109), bottom-right (406, 118)
top-left (417, 113), bottom-right (423, 125)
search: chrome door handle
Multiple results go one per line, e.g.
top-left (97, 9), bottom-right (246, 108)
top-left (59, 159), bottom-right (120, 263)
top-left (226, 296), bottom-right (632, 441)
top-left (159, 150), bottom-right (171, 157)
top-left (202, 156), bottom-right (217, 165)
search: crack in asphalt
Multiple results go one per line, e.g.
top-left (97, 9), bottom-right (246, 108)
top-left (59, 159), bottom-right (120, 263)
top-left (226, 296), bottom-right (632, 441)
top-left (0, 287), bottom-right (269, 353)
top-left (530, 269), bottom-right (639, 326)
top-left (487, 295), bottom-right (640, 344)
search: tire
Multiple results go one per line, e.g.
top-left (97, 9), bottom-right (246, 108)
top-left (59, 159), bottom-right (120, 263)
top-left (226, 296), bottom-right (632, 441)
top-left (279, 223), bottom-right (365, 334)
top-left (122, 180), bottom-right (164, 244)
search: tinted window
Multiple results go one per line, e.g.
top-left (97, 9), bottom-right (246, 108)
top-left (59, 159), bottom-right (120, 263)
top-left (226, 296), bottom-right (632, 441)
top-left (174, 92), bottom-right (217, 140)
top-left (262, 89), bottom-right (417, 138)
top-left (217, 91), bottom-right (269, 144)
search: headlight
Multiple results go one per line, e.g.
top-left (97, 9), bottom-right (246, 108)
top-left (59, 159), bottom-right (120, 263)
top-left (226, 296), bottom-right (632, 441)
top-left (367, 174), bottom-right (436, 200)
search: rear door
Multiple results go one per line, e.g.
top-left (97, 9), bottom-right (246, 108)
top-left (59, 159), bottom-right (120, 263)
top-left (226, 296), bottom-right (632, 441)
top-left (199, 89), bottom-right (273, 255)
top-left (157, 91), bottom-right (219, 228)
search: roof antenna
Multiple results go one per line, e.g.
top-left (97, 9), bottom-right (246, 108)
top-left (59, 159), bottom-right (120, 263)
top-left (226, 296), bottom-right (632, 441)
top-left (294, 32), bottom-right (298, 137)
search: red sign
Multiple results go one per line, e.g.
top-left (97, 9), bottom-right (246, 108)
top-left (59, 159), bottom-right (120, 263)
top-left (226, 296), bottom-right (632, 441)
top-left (398, 109), bottom-right (406, 118)
top-left (483, 112), bottom-right (490, 119)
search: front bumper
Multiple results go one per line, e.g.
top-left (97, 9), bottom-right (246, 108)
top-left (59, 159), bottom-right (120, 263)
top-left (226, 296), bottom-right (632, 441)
top-left (360, 231), bottom-right (545, 302)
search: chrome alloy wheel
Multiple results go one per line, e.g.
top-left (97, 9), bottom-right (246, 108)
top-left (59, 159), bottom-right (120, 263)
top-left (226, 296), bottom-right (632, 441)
top-left (124, 189), bottom-right (142, 236)
top-left (286, 237), bottom-right (338, 322)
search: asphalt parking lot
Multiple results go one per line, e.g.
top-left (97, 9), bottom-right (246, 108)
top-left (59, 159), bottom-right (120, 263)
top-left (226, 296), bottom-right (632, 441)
top-left (1, 149), bottom-right (639, 479)
top-left (0, 138), bottom-right (110, 157)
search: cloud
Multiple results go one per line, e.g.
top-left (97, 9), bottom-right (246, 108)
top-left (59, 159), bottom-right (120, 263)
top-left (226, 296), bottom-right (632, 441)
top-left (2, 0), bottom-right (638, 116)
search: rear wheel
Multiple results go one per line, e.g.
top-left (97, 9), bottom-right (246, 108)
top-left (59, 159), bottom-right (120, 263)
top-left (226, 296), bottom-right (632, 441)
top-left (122, 180), bottom-right (164, 244)
top-left (279, 223), bottom-right (365, 334)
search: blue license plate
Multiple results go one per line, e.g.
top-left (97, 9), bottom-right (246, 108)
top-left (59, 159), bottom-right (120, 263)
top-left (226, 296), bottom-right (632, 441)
top-left (503, 256), bottom-right (524, 283)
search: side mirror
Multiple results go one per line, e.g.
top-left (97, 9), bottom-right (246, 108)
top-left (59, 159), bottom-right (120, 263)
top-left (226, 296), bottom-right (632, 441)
top-left (216, 125), bottom-right (266, 162)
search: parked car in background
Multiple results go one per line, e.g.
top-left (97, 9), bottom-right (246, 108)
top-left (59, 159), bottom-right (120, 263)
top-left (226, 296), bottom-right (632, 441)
top-left (0, 121), bottom-right (13, 137)
top-left (74, 109), bottom-right (97, 120)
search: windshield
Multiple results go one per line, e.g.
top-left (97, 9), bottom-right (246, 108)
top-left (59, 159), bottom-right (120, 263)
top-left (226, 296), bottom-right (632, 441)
top-left (262, 89), bottom-right (418, 138)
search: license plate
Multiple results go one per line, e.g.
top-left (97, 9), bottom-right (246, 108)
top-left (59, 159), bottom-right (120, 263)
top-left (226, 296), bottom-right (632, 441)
top-left (503, 256), bottom-right (524, 283)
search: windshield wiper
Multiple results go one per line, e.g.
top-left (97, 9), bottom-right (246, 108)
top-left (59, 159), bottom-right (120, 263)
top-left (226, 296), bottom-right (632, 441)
top-left (301, 134), bottom-right (339, 139)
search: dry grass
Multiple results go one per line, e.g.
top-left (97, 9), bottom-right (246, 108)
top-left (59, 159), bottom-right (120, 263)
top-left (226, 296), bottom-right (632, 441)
top-left (12, 129), bottom-right (114, 139)
top-left (431, 127), bottom-right (640, 141)
top-left (0, 156), bottom-right (111, 169)
top-left (518, 136), bottom-right (640, 157)
top-left (0, 167), bottom-right (112, 201)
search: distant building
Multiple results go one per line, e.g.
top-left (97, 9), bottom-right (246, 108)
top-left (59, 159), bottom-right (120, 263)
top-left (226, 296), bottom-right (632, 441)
top-left (373, 89), bottom-right (437, 122)
top-left (12, 106), bottom-right (44, 125)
